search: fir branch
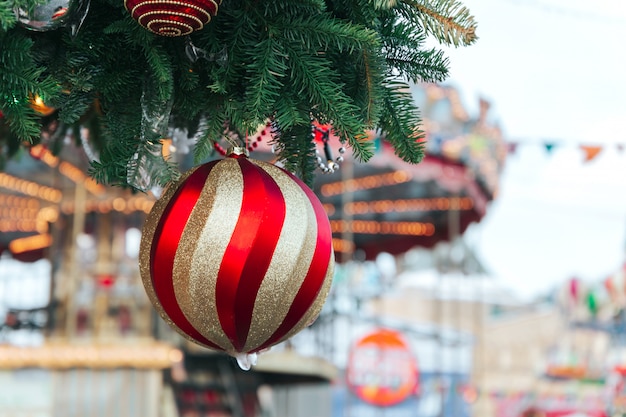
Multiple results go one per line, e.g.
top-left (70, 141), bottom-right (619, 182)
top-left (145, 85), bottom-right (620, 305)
top-left (0, 0), bottom-right (477, 186)
top-left (370, 0), bottom-right (398, 9)
top-left (271, 121), bottom-right (317, 186)
top-left (242, 36), bottom-right (286, 128)
top-left (386, 46), bottom-right (449, 83)
top-left (58, 90), bottom-right (94, 124)
top-left (273, 94), bottom-right (310, 133)
top-left (143, 44), bottom-right (174, 102)
top-left (193, 107), bottom-right (227, 164)
top-left (0, 0), bottom-right (15, 31)
top-left (276, 15), bottom-right (379, 54)
top-left (1, 97), bottom-right (41, 142)
top-left (0, 32), bottom-right (59, 141)
top-left (400, 0), bottom-right (477, 47)
top-left (282, 42), bottom-right (373, 161)
top-left (379, 79), bottom-right (425, 163)
top-left (378, 15), bottom-right (448, 82)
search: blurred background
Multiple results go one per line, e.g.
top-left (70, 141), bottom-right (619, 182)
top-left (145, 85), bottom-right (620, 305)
top-left (2, 1), bottom-right (626, 417)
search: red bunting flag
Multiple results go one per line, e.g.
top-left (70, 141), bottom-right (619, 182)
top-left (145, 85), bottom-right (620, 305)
top-left (506, 142), bottom-right (518, 155)
top-left (604, 276), bottom-right (616, 300)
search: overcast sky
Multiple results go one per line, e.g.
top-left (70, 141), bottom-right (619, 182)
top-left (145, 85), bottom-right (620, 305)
top-left (436, 0), bottom-right (626, 299)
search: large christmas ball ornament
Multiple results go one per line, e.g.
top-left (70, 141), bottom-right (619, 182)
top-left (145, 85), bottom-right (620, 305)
top-left (124, 0), bottom-right (222, 36)
top-left (140, 148), bottom-right (335, 356)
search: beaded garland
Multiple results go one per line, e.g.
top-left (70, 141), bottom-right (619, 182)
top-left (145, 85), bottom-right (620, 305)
top-left (124, 0), bottom-right (222, 36)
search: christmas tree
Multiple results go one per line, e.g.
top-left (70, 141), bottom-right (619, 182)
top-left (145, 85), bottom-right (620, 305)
top-left (0, 0), bottom-right (476, 189)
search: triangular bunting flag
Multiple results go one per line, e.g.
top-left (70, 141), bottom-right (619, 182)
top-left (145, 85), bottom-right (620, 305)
top-left (506, 142), bottom-right (518, 155)
top-left (544, 142), bottom-right (555, 154)
top-left (580, 145), bottom-right (602, 162)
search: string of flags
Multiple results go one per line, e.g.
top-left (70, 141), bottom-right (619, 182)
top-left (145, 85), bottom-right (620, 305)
top-left (506, 141), bottom-right (624, 163)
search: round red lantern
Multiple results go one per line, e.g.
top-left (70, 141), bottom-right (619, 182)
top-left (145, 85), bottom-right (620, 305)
top-left (139, 148), bottom-right (334, 357)
top-left (124, 0), bottom-right (222, 37)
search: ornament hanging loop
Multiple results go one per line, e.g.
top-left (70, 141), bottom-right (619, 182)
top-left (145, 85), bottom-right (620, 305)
top-left (227, 146), bottom-right (249, 158)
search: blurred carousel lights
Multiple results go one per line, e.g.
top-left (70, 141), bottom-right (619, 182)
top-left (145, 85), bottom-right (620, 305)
top-left (59, 195), bottom-right (154, 215)
top-left (0, 197), bottom-right (50, 233)
top-left (30, 144), bottom-right (105, 196)
top-left (29, 144), bottom-right (59, 167)
top-left (59, 161), bottom-right (105, 195)
top-left (9, 233), bottom-right (53, 254)
top-left (321, 170), bottom-right (413, 196)
top-left (343, 197), bottom-right (474, 215)
top-left (0, 173), bottom-right (62, 202)
top-left (329, 219), bottom-right (435, 236)
top-left (331, 237), bottom-right (355, 254)
top-left (0, 194), bottom-right (40, 207)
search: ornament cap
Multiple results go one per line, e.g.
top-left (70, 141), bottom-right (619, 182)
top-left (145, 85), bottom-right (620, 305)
top-left (227, 146), bottom-right (250, 158)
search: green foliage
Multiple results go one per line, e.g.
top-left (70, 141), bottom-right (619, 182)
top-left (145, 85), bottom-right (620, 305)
top-left (399, 0), bottom-right (477, 47)
top-left (0, 0), bottom-right (476, 189)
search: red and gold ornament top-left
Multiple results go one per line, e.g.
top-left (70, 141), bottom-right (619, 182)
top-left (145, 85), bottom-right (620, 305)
top-left (124, 0), bottom-right (222, 36)
top-left (139, 148), bottom-right (335, 356)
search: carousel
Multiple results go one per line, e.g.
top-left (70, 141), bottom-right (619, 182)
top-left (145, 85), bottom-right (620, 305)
top-left (311, 83), bottom-right (506, 262)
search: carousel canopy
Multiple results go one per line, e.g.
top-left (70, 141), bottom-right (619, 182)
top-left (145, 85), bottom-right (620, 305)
top-left (313, 83), bottom-right (506, 261)
top-left (0, 83), bottom-right (506, 262)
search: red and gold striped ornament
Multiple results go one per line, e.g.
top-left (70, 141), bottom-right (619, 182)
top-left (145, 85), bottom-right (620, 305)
top-left (139, 148), bottom-right (335, 357)
top-left (124, 0), bottom-right (222, 37)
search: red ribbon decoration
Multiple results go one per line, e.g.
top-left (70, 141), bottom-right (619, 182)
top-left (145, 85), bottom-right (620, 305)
top-left (258, 169), bottom-right (333, 351)
top-left (215, 158), bottom-right (287, 351)
top-left (150, 162), bottom-right (221, 350)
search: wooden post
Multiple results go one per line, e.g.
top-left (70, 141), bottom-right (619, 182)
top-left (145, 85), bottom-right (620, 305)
top-left (65, 181), bottom-right (86, 339)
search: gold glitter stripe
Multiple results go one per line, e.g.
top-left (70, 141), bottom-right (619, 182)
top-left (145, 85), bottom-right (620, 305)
top-left (140, 11), bottom-right (203, 28)
top-left (147, 21), bottom-right (192, 36)
top-left (140, 167), bottom-right (218, 350)
top-left (242, 160), bottom-right (317, 352)
top-left (272, 256), bottom-right (335, 346)
top-left (174, 159), bottom-right (243, 353)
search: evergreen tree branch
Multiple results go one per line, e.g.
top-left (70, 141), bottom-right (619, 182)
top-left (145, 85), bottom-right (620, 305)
top-left (242, 37), bottom-right (286, 129)
top-left (379, 79), bottom-right (425, 163)
top-left (0, 32), bottom-right (59, 141)
top-left (0, 0), bottom-right (16, 31)
top-left (400, 0), bottom-right (477, 47)
top-left (282, 41), bottom-right (373, 162)
top-left (193, 109), bottom-right (228, 164)
top-left (0, 0), bottom-right (477, 186)
top-left (270, 120), bottom-right (318, 187)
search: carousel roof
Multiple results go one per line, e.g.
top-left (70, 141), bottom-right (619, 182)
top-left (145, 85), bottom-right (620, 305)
top-left (313, 83), bottom-right (507, 261)
top-left (0, 83), bottom-right (506, 262)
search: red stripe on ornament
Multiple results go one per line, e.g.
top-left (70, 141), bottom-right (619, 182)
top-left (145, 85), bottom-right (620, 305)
top-left (194, 0), bottom-right (219, 15)
top-left (215, 158), bottom-right (286, 352)
top-left (151, 162), bottom-right (221, 350)
top-left (257, 171), bottom-right (333, 351)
